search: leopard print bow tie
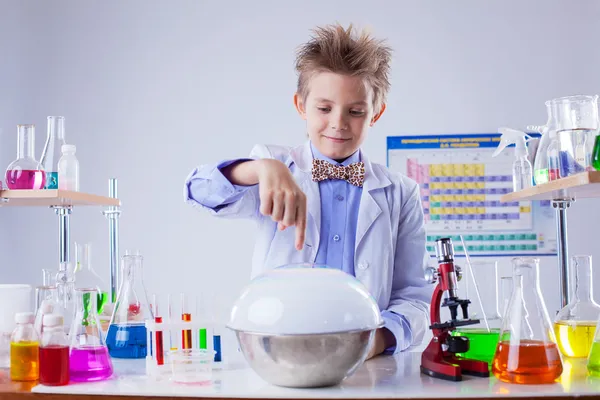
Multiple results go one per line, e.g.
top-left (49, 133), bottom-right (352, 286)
top-left (311, 159), bottom-right (366, 187)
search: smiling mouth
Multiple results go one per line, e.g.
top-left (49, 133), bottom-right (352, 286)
top-left (324, 136), bottom-right (351, 143)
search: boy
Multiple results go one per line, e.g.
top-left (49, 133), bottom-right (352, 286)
top-left (184, 23), bottom-right (432, 358)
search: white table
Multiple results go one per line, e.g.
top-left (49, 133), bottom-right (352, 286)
top-left (28, 352), bottom-right (600, 399)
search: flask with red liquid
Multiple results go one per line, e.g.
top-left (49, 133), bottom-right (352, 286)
top-left (39, 314), bottom-right (69, 386)
top-left (4, 124), bottom-right (46, 190)
top-left (492, 257), bottom-right (563, 384)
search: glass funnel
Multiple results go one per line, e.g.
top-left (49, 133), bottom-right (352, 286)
top-left (39, 116), bottom-right (67, 190)
top-left (554, 255), bottom-right (600, 358)
top-left (492, 257), bottom-right (563, 384)
top-left (4, 124), bottom-right (46, 190)
top-left (548, 95), bottom-right (599, 178)
top-left (106, 251), bottom-right (152, 358)
top-left (68, 288), bottom-right (113, 382)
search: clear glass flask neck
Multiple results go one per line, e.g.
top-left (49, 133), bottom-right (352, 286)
top-left (47, 116), bottom-right (65, 140)
top-left (17, 125), bottom-right (36, 159)
top-left (572, 255), bottom-right (595, 303)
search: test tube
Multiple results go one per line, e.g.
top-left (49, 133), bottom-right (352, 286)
top-left (196, 294), bottom-right (207, 350)
top-left (181, 293), bottom-right (192, 350)
top-left (168, 294), bottom-right (177, 351)
top-left (153, 294), bottom-right (164, 365)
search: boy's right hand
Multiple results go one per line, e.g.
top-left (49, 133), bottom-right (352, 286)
top-left (256, 159), bottom-right (307, 250)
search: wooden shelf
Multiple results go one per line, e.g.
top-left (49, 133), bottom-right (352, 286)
top-left (500, 171), bottom-right (600, 202)
top-left (0, 189), bottom-right (120, 207)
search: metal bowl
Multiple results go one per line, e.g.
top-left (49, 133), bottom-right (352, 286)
top-left (232, 328), bottom-right (377, 388)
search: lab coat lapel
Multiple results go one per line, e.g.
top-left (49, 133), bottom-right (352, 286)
top-left (355, 153), bottom-right (391, 252)
top-left (287, 142), bottom-right (320, 250)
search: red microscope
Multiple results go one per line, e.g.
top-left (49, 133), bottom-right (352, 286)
top-left (420, 237), bottom-right (490, 381)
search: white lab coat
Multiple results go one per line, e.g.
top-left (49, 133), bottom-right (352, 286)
top-left (190, 141), bottom-right (433, 348)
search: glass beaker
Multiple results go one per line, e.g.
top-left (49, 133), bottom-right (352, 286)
top-left (452, 260), bottom-right (502, 365)
top-left (106, 251), bottom-right (152, 358)
top-left (68, 288), bottom-right (113, 382)
top-left (39, 116), bottom-right (66, 190)
top-left (554, 255), bottom-right (600, 358)
top-left (548, 95), bottom-right (599, 178)
top-left (4, 124), bottom-right (46, 190)
top-left (492, 257), bottom-right (563, 384)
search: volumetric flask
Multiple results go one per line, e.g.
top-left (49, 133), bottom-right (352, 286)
top-left (106, 251), bottom-right (152, 358)
top-left (554, 255), bottom-right (600, 358)
top-left (68, 288), bottom-right (113, 382)
top-left (452, 260), bottom-right (501, 365)
top-left (492, 257), bottom-right (563, 384)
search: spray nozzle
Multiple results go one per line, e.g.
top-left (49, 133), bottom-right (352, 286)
top-left (493, 127), bottom-right (532, 158)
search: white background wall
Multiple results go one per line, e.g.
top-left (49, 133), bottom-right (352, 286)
top-left (1, 0), bottom-right (600, 323)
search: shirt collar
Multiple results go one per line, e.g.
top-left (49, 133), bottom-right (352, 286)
top-left (309, 141), bottom-right (361, 167)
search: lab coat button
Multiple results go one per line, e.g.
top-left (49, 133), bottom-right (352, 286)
top-left (357, 262), bottom-right (369, 270)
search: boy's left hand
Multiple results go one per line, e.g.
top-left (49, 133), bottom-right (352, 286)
top-left (365, 328), bottom-right (396, 360)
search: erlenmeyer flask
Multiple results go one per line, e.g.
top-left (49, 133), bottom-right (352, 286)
top-left (106, 251), bottom-right (152, 358)
top-left (68, 288), bottom-right (113, 382)
top-left (39, 116), bottom-right (66, 190)
top-left (492, 257), bottom-right (563, 384)
top-left (554, 255), bottom-right (600, 358)
top-left (74, 243), bottom-right (108, 315)
top-left (452, 260), bottom-right (502, 365)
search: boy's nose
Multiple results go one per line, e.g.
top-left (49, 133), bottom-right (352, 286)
top-left (330, 115), bottom-right (348, 131)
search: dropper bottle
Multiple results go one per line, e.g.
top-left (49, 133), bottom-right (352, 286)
top-left (492, 127), bottom-right (533, 192)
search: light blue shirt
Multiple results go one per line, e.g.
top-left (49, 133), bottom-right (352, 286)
top-left (185, 142), bottom-right (413, 354)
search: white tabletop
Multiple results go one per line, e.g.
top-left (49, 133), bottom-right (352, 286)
top-left (30, 352), bottom-right (600, 399)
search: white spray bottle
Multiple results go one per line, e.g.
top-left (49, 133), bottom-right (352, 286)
top-left (493, 127), bottom-right (533, 192)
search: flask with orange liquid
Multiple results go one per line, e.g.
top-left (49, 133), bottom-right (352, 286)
top-left (492, 257), bottom-right (563, 384)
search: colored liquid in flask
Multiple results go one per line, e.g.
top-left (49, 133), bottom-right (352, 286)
top-left (452, 328), bottom-right (500, 365)
top-left (586, 341), bottom-right (600, 376)
top-left (214, 334), bottom-right (222, 362)
top-left (5, 170), bottom-right (46, 190)
top-left (492, 340), bottom-right (562, 384)
top-left (40, 346), bottom-right (69, 386)
top-left (10, 341), bottom-right (39, 381)
top-left (44, 172), bottom-right (58, 189)
top-left (182, 313), bottom-right (192, 349)
top-left (106, 324), bottom-right (147, 358)
top-left (554, 321), bottom-right (596, 358)
top-left (69, 346), bottom-right (113, 382)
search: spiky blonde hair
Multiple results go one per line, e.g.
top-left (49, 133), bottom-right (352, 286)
top-left (295, 23), bottom-right (392, 113)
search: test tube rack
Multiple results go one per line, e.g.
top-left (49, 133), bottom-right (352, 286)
top-left (144, 318), bottom-right (226, 378)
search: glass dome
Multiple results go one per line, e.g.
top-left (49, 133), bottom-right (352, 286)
top-left (227, 264), bottom-right (383, 335)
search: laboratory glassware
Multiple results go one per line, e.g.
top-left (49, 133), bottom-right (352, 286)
top-left (39, 314), bottom-right (69, 386)
top-left (492, 257), bottom-right (563, 384)
top-left (548, 95), bottom-right (599, 178)
top-left (39, 116), bottom-right (66, 189)
top-left (34, 285), bottom-right (60, 336)
top-left (57, 144), bottom-right (79, 191)
top-left (68, 288), bottom-right (113, 382)
top-left (592, 133), bottom-right (600, 171)
top-left (10, 312), bottom-right (39, 382)
top-left (106, 251), bottom-right (152, 358)
top-left (531, 100), bottom-right (562, 184)
top-left (452, 260), bottom-right (502, 365)
top-left (74, 242), bottom-right (108, 315)
top-left (4, 124), bottom-right (46, 190)
top-left (554, 255), bottom-right (600, 358)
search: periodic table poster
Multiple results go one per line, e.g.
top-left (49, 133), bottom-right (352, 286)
top-left (387, 134), bottom-right (557, 257)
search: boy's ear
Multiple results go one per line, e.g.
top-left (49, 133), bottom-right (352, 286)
top-left (294, 93), bottom-right (307, 120)
top-left (370, 103), bottom-right (386, 126)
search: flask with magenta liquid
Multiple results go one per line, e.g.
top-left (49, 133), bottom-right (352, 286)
top-left (554, 255), bottom-right (600, 358)
top-left (106, 251), bottom-right (152, 358)
top-left (4, 124), bottom-right (46, 190)
top-left (492, 257), bottom-right (563, 384)
top-left (69, 288), bottom-right (113, 382)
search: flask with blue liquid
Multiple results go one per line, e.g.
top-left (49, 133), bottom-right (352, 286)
top-left (106, 251), bottom-right (153, 358)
